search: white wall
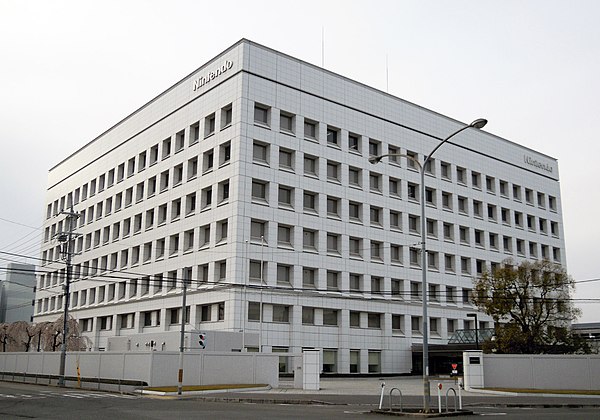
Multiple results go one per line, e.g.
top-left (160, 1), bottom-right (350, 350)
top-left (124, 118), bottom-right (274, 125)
top-left (469, 353), bottom-right (600, 391)
top-left (0, 351), bottom-right (279, 388)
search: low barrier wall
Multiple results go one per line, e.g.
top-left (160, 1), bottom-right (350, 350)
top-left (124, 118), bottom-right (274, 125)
top-left (0, 351), bottom-right (279, 388)
top-left (470, 352), bottom-right (600, 390)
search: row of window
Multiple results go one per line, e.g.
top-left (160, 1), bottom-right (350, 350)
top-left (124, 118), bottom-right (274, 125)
top-left (252, 102), bottom-right (559, 210)
top-left (45, 103), bottom-right (234, 221)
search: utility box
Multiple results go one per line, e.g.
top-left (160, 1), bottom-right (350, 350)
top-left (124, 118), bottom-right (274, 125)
top-left (463, 350), bottom-right (484, 389)
top-left (302, 349), bottom-right (320, 391)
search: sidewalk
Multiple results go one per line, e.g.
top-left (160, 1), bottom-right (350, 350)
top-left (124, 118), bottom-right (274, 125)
top-left (190, 376), bottom-right (600, 408)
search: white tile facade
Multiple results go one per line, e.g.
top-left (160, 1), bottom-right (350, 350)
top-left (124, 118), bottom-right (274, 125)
top-left (34, 40), bottom-right (565, 374)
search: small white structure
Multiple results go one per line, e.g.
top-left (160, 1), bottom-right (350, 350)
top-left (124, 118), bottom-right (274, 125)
top-left (302, 349), bottom-right (320, 390)
top-left (462, 350), bottom-right (484, 389)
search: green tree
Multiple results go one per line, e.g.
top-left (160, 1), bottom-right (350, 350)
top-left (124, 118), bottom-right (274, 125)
top-left (472, 259), bottom-right (589, 354)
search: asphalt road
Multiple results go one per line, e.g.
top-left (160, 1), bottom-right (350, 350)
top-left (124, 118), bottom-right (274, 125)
top-left (1, 381), bottom-right (599, 419)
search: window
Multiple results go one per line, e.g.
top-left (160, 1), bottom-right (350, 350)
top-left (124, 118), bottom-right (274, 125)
top-left (216, 260), bottom-right (227, 281)
top-left (368, 138), bottom-right (381, 157)
top-left (370, 277), bottom-right (382, 295)
top-left (303, 229), bottom-right (317, 251)
top-left (349, 237), bottom-right (362, 258)
top-left (410, 281), bottom-right (422, 300)
top-left (392, 315), bottom-right (404, 333)
top-left (250, 220), bottom-right (267, 241)
top-left (205, 113), bottom-right (216, 137)
top-left (190, 121), bottom-right (200, 145)
top-left (272, 305), bottom-right (290, 323)
top-left (350, 311), bottom-right (360, 327)
top-left (407, 182), bottom-right (418, 201)
top-left (549, 195), bottom-right (557, 211)
top-left (219, 142), bottom-right (231, 166)
top-left (326, 271), bottom-right (339, 291)
top-left (499, 180), bottom-right (508, 196)
top-left (513, 184), bottom-right (522, 201)
top-left (489, 233), bottom-right (498, 250)
top-left (279, 148), bottom-right (294, 171)
top-left (171, 198), bottom-right (182, 220)
top-left (349, 201), bottom-right (362, 222)
top-left (427, 251), bottom-right (438, 270)
top-left (426, 219), bottom-right (437, 238)
top-left (169, 234), bottom-right (179, 256)
top-left (278, 185), bottom-right (294, 208)
top-left (304, 119), bottom-right (317, 139)
top-left (369, 172), bottom-right (381, 192)
top-left (199, 224), bottom-right (210, 248)
top-left (406, 150), bottom-right (418, 170)
top-left (389, 177), bottom-right (400, 197)
top-left (326, 160), bottom-right (340, 182)
top-left (473, 200), bottom-right (482, 217)
top-left (408, 214), bottom-right (419, 234)
top-left (303, 191), bottom-right (317, 213)
top-left (248, 302), bottom-right (260, 321)
top-left (276, 264), bottom-right (291, 286)
top-left (186, 192), bottom-right (196, 215)
top-left (277, 224), bottom-right (292, 247)
top-left (349, 274), bottom-right (362, 292)
top-left (369, 206), bottom-right (382, 226)
top-left (474, 229), bottom-right (484, 247)
top-left (159, 170), bottom-right (169, 192)
top-left (326, 196), bottom-right (340, 217)
top-left (323, 309), bottom-right (338, 326)
top-left (251, 180), bottom-right (268, 202)
top-left (430, 318), bottom-right (440, 335)
top-left (371, 241), bottom-right (383, 261)
top-left (326, 233), bottom-right (340, 254)
top-left (411, 316), bottom-right (422, 333)
top-left (162, 137), bottom-right (171, 160)
top-left (440, 161), bottom-right (451, 180)
top-left (461, 257), bottom-right (471, 274)
top-left (175, 130), bottom-right (185, 153)
top-left (368, 313), bottom-right (381, 329)
top-left (302, 307), bottom-right (315, 325)
top-left (302, 267), bottom-right (316, 288)
top-left (348, 133), bottom-right (360, 152)
top-left (280, 112), bottom-right (294, 133)
top-left (471, 171), bottom-right (481, 188)
top-left (254, 103), bottom-right (269, 126)
top-left (173, 164), bottom-right (183, 186)
top-left (486, 176), bottom-right (495, 193)
top-left (217, 219), bottom-right (228, 243)
top-left (203, 149), bottom-right (214, 172)
top-left (446, 286), bottom-right (456, 304)
top-left (456, 166), bottom-right (466, 184)
top-left (462, 288), bottom-right (473, 304)
top-left (326, 126), bottom-right (340, 146)
top-left (253, 141), bottom-right (269, 164)
top-left (221, 104), bottom-right (233, 129)
top-left (348, 166), bottom-right (361, 187)
top-left (390, 211), bottom-right (401, 230)
top-left (487, 204), bottom-right (497, 221)
top-left (391, 244), bottom-right (402, 264)
top-left (447, 319), bottom-right (457, 334)
top-left (303, 154), bottom-right (318, 176)
top-left (459, 226), bottom-right (469, 244)
top-left (322, 349), bottom-right (337, 373)
top-left (444, 254), bottom-right (455, 273)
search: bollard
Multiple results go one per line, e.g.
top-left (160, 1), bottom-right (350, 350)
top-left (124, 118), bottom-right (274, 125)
top-left (379, 382), bottom-right (385, 410)
top-left (437, 383), bottom-right (442, 413)
top-left (457, 380), bottom-right (462, 409)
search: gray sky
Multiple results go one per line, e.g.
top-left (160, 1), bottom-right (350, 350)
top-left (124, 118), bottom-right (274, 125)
top-left (1, 0), bottom-right (599, 321)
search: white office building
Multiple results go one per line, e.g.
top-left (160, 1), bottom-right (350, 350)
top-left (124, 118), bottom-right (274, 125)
top-left (34, 39), bottom-right (565, 374)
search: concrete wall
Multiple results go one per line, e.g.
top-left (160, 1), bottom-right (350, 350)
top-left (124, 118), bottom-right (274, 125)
top-left (478, 353), bottom-right (600, 391)
top-left (0, 351), bottom-right (278, 388)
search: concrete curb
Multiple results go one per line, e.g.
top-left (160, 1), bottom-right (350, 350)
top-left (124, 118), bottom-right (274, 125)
top-left (140, 385), bottom-right (272, 396)
top-left (466, 387), bottom-right (600, 399)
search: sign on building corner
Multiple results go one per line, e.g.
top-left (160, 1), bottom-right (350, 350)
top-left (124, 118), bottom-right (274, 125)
top-left (524, 155), bottom-right (553, 173)
top-left (192, 60), bottom-right (233, 91)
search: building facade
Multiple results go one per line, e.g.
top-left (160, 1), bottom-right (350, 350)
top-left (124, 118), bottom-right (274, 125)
top-left (34, 39), bottom-right (565, 374)
top-left (0, 263), bottom-right (36, 323)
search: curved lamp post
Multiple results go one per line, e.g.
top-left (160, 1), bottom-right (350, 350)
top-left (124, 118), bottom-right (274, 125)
top-left (369, 118), bottom-right (487, 412)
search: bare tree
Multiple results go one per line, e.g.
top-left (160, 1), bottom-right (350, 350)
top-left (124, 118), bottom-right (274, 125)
top-left (0, 323), bottom-right (9, 352)
top-left (7, 321), bottom-right (36, 352)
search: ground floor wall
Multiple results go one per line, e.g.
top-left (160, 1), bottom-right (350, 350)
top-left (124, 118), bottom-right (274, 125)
top-left (0, 351), bottom-right (279, 388)
top-left (464, 352), bottom-right (600, 391)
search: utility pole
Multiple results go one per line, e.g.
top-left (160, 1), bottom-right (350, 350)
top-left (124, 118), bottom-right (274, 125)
top-left (56, 206), bottom-right (79, 387)
top-left (177, 267), bottom-right (189, 395)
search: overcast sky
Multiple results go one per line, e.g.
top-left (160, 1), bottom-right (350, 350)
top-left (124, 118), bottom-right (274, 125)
top-left (1, 0), bottom-right (599, 322)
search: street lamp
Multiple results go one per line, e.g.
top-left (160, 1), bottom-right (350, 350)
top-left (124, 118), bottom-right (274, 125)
top-left (369, 118), bottom-right (487, 412)
top-left (466, 313), bottom-right (479, 350)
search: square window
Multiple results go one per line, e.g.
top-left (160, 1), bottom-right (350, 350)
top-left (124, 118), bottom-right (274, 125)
top-left (278, 185), bottom-right (294, 208)
top-left (348, 166), bottom-right (362, 187)
top-left (279, 148), bottom-right (294, 171)
top-left (205, 113), bottom-right (216, 137)
top-left (326, 160), bottom-right (340, 182)
top-left (327, 233), bottom-right (340, 254)
top-left (326, 271), bottom-right (339, 291)
top-left (327, 196), bottom-right (340, 217)
top-left (253, 141), bottom-right (269, 164)
top-left (221, 104), bottom-right (233, 129)
top-left (277, 224), bottom-right (293, 247)
top-left (254, 103), bottom-right (269, 126)
top-left (251, 180), bottom-right (268, 202)
top-left (304, 119), bottom-right (317, 139)
top-left (303, 229), bottom-right (317, 251)
top-left (303, 191), bottom-right (318, 213)
top-left (349, 201), bottom-right (362, 222)
top-left (326, 126), bottom-right (340, 146)
top-left (280, 112), bottom-right (294, 133)
top-left (303, 154), bottom-right (318, 176)
top-left (348, 133), bottom-right (360, 153)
